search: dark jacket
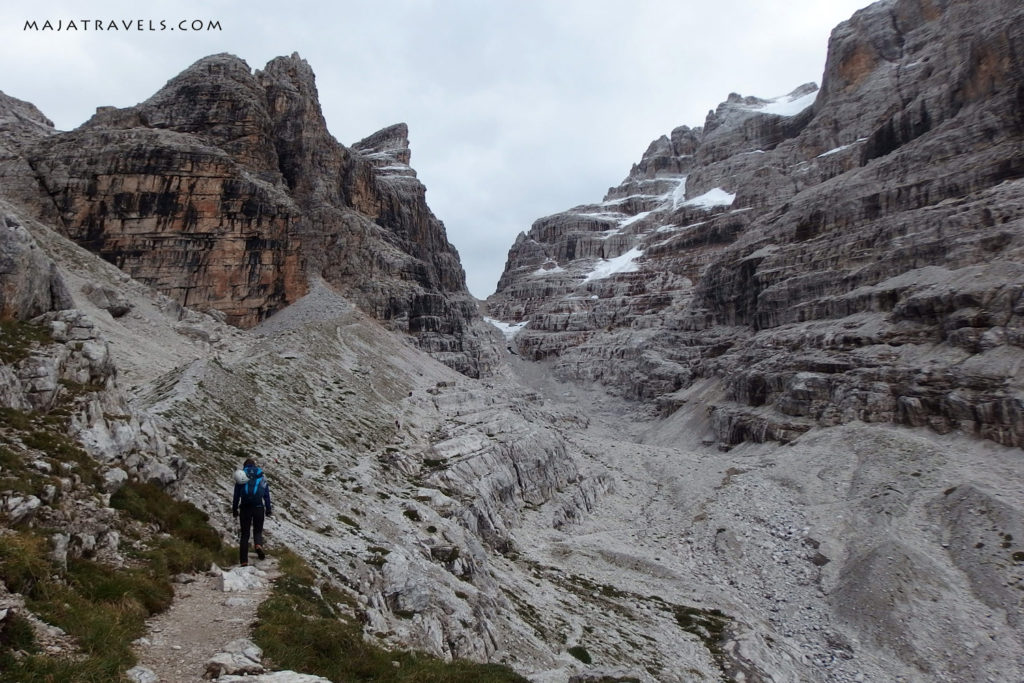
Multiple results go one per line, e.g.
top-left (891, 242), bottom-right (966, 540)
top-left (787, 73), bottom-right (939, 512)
top-left (232, 465), bottom-right (272, 515)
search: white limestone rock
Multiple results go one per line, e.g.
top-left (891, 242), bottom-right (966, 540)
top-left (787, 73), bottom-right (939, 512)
top-left (216, 672), bottom-right (332, 683)
top-left (4, 494), bottom-right (41, 524)
top-left (219, 565), bottom-right (268, 592)
top-left (205, 638), bottom-right (265, 678)
top-left (125, 666), bottom-right (159, 683)
top-left (101, 467), bottom-right (128, 492)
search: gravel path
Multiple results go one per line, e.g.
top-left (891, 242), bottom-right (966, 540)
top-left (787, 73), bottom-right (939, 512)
top-left (133, 558), bottom-right (278, 682)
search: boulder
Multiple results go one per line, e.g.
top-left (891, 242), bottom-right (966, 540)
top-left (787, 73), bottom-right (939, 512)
top-left (0, 205), bottom-right (71, 319)
top-left (125, 666), bottom-right (159, 683)
top-left (219, 565), bottom-right (268, 592)
top-left (204, 638), bottom-right (265, 678)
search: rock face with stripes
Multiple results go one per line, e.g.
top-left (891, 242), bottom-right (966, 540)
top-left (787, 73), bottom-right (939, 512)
top-left (0, 54), bottom-right (495, 377)
top-left (489, 0), bottom-right (1024, 447)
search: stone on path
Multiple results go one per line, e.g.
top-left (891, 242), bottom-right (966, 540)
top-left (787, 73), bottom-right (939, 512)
top-left (216, 672), bottom-right (333, 683)
top-left (204, 637), bottom-right (265, 678)
top-left (125, 666), bottom-right (159, 683)
top-left (219, 565), bottom-right (268, 592)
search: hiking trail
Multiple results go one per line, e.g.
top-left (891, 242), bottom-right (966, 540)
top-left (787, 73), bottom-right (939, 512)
top-left (131, 558), bottom-right (279, 682)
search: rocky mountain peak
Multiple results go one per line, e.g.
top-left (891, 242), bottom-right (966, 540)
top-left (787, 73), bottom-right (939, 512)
top-left (0, 90), bottom-right (55, 145)
top-left (490, 0), bottom-right (1024, 447)
top-left (0, 53), bottom-right (496, 376)
top-left (352, 122), bottom-right (413, 169)
top-left (259, 51), bottom-right (318, 85)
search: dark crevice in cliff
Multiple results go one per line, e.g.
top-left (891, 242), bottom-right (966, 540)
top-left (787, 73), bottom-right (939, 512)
top-left (22, 155), bottom-right (68, 233)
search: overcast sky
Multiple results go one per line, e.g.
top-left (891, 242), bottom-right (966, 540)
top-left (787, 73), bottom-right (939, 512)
top-left (2, 0), bottom-right (870, 298)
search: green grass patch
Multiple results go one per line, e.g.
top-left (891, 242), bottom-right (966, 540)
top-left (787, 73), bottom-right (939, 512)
top-left (111, 481), bottom-right (222, 551)
top-left (0, 608), bottom-right (36, 653)
top-left (0, 445), bottom-right (58, 500)
top-left (0, 404), bottom-right (101, 490)
top-left (21, 429), bottom-right (99, 487)
top-left (62, 558), bottom-right (173, 621)
top-left (0, 407), bottom-right (33, 431)
top-left (0, 532), bottom-right (169, 678)
top-left (336, 514), bottom-right (361, 530)
top-left (0, 319), bottom-right (53, 364)
top-left (0, 481), bottom-right (234, 679)
top-left (111, 482), bottom-right (235, 571)
top-left (254, 547), bottom-right (528, 682)
top-left (0, 533), bottom-right (53, 596)
top-left (671, 606), bottom-right (730, 670)
top-left (567, 645), bottom-right (592, 664)
top-left (142, 534), bottom-right (235, 576)
top-left (0, 649), bottom-right (134, 681)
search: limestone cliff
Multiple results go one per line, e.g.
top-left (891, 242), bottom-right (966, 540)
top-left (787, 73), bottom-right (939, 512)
top-left (0, 54), bottom-right (494, 377)
top-left (489, 0), bottom-right (1024, 447)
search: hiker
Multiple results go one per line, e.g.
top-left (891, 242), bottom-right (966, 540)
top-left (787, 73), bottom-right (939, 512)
top-left (232, 457), bottom-right (272, 566)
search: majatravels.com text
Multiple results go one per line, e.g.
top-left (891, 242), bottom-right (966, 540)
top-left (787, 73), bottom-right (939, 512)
top-left (24, 19), bottom-right (222, 32)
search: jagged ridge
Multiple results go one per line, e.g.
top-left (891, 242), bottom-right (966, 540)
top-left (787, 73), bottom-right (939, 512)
top-left (0, 53), bottom-right (496, 378)
top-left (489, 0), bottom-right (1024, 447)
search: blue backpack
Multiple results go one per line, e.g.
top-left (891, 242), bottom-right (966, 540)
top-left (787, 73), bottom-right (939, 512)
top-left (241, 467), bottom-right (266, 507)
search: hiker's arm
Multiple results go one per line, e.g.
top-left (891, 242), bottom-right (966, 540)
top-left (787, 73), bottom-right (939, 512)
top-left (264, 484), bottom-right (272, 516)
top-left (232, 484), bottom-right (240, 516)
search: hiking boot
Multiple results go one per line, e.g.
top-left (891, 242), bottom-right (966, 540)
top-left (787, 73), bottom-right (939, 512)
top-left (240, 562), bottom-right (248, 567)
top-left (255, 544), bottom-right (265, 561)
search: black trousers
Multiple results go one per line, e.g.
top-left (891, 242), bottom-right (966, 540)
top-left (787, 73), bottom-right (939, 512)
top-left (238, 505), bottom-right (265, 564)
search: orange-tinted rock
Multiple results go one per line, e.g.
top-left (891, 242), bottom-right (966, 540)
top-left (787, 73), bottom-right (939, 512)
top-left (26, 126), bottom-right (304, 327)
top-left (1, 54), bottom-right (494, 375)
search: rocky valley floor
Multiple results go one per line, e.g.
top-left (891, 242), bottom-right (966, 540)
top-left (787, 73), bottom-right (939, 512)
top-left (497, 355), bottom-right (1024, 683)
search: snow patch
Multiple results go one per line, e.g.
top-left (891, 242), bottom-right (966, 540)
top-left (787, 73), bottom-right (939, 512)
top-left (530, 264), bottom-right (565, 276)
top-left (569, 210), bottom-right (622, 221)
top-left (599, 192), bottom-right (663, 207)
top-left (668, 176), bottom-right (688, 210)
top-left (656, 220), bottom-right (705, 233)
top-left (817, 137), bottom-right (868, 158)
top-left (682, 187), bottom-right (736, 209)
top-left (485, 317), bottom-right (528, 340)
top-left (744, 89), bottom-right (817, 117)
top-left (582, 247), bottom-right (644, 282)
top-left (618, 211), bottom-right (652, 229)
